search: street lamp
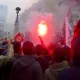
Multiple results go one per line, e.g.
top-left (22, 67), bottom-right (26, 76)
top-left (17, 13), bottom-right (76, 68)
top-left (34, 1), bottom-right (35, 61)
top-left (15, 7), bottom-right (21, 18)
top-left (14, 7), bottom-right (21, 36)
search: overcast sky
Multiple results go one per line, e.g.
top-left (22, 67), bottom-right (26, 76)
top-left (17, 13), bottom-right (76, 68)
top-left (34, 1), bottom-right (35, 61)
top-left (0, 0), bottom-right (39, 23)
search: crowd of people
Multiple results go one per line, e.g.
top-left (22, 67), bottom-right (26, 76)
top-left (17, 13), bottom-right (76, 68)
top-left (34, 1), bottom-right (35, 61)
top-left (0, 20), bottom-right (80, 80)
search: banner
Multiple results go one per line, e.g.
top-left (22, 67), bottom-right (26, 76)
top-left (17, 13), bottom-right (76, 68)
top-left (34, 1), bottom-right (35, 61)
top-left (14, 32), bottom-right (24, 42)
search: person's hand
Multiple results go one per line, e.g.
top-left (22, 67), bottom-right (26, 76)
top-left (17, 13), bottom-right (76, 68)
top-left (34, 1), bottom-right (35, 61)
top-left (7, 38), bottom-right (12, 45)
top-left (39, 36), bottom-right (41, 39)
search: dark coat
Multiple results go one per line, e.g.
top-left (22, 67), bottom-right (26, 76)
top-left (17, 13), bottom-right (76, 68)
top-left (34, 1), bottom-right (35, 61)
top-left (2, 54), bottom-right (21, 80)
top-left (36, 56), bottom-right (49, 74)
top-left (57, 67), bottom-right (80, 80)
top-left (9, 55), bottom-right (43, 80)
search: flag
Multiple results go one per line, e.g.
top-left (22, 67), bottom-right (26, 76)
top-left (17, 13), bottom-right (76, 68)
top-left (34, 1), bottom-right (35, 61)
top-left (65, 17), bottom-right (71, 47)
top-left (14, 32), bottom-right (24, 42)
top-left (64, 9), bottom-right (73, 47)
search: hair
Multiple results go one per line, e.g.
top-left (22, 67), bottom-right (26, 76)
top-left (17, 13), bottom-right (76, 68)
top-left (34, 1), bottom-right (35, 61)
top-left (13, 41), bottom-right (21, 55)
top-left (43, 48), bottom-right (49, 55)
top-left (55, 43), bottom-right (61, 48)
top-left (22, 41), bottom-right (33, 55)
top-left (62, 46), bottom-right (70, 62)
top-left (5, 38), bottom-right (7, 40)
top-left (35, 44), bottom-right (43, 56)
top-left (53, 47), bottom-right (65, 63)
top-left (48, 43), bottom-right (55, 50)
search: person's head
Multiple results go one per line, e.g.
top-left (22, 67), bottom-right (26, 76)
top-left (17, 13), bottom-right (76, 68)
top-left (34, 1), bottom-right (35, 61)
top-left (13, 41), bottom-right (21, 55)
top-left (2, 41), bottom-right (8, 49)
top-left (4, 38), bottom-right (7, 41)
top-left (62, 46), bottom-right (70, 62)
top-left (53, 47), bottom-right (64, 63)
top-left (48, 43), bottom-right (54, 49)
top-left (35, 44), bottom-right (43, 56)
top-left (22, 41), bottom-right (33, 55)
top-left (43, 48), bottom-right (49, 56)
top-left (48, 43), bottom-right (55, 56)
top-left (56, 42), bottom-right (61, 48)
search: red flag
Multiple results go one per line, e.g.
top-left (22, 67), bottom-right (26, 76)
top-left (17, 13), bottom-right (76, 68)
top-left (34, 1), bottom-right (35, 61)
top-left (14, 32), bottom-right (24, 42)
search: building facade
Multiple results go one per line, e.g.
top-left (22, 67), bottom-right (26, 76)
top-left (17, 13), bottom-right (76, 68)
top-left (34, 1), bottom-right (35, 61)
top-left (0, 4), bottom-right (8, 38)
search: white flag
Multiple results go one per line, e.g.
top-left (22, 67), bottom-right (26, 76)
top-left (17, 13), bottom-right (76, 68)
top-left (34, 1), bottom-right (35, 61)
top-left (65, 17), bottom-right (73, 47)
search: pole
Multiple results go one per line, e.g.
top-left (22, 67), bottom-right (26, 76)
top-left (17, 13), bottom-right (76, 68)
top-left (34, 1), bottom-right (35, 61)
top-left (14, 12), bottom-right (19, 36)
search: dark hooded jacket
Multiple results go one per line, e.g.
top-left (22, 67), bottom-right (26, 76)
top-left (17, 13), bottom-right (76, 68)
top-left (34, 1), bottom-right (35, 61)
top-left (57, 67), bottom-right (80, 80)
top-left (3, 54), bottom-right (21, 80)
top-left (9, 55), bottom-right (43, 80)
top-left (57, 20), bottom-right (80, 80)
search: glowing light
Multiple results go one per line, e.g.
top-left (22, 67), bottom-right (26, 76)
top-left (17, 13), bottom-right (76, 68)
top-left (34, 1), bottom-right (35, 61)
top-left (38, 23), bottom-right (48, 36)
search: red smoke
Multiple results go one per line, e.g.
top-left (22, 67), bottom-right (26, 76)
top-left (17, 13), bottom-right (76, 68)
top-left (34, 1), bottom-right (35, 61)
top-left (26, 12), bottom-right (54, 45)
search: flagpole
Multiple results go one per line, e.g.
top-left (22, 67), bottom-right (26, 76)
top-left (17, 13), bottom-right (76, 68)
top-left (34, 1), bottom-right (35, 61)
top-left (39, 36), bottom-right (46, 48)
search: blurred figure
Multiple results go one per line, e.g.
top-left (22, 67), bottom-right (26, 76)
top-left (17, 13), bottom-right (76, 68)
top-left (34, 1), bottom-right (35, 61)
top-left (43, 48), bottom-right (51, 64)
top-left (62, 45), bottom-right (70, 63)
top-left (57, 33), bottom-right (80, 80)
top-left (55, 42), bottom-right (61, 48)
top-left (35, 44), bottom-right (49, 74)
top-left (71, 19), bottom-right (80, 60)
top-left (9, 41), bottom-right (43, 80)
top-left (3, 41), bottom-right (22, 80)
top-left (12, 41), bottom-right (22, 56)
top-left (48, 43), bottom-right (55, 64)
top-left (0, 38), bottom-right (14, 80)
top-left (48, 43), bottom-right (55, 56)
top-left (0, 38), bottom-right (8, 55)
top-left (45, 47), bottom-right (69, 80)
top-left (35, 44), bottom-right (44, 56)
top-left (0, 38), bottom-right (7, 48)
